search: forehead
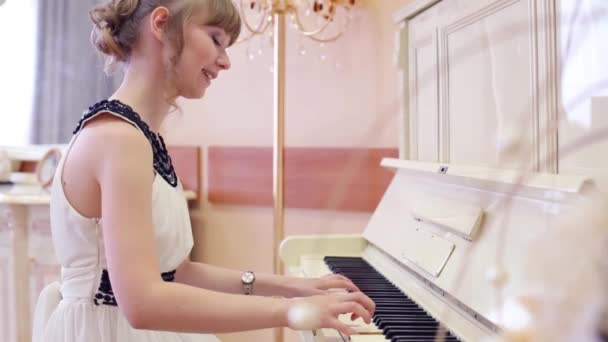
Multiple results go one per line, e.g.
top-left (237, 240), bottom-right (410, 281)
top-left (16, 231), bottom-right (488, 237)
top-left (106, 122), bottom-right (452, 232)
top-left (184, 1), bottom-right (241, 46)
top-left (190, 12), bottom-right (229, 32)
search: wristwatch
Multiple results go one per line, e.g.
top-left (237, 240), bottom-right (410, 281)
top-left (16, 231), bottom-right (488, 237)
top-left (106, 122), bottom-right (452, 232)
top-left (241, 271), bottom-right (255, 295)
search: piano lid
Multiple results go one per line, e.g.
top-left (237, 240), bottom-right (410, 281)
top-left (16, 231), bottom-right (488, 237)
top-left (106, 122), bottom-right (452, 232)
top-left (362, 158), bottom-right (594, 329)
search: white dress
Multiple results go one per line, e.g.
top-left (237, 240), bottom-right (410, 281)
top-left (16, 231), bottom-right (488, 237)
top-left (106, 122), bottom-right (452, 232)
top-left (32, 100), bottom-right (220, 342)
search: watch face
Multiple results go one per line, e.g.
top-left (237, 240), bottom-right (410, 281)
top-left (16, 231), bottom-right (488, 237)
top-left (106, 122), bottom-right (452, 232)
top-left (241, 272), bottom-right (254, 284)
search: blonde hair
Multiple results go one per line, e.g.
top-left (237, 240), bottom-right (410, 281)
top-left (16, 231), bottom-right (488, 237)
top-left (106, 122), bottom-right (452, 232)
top-left (90, 0), bottom-right (241, 109)
top-left (90, 0), bottom-right (241, 71)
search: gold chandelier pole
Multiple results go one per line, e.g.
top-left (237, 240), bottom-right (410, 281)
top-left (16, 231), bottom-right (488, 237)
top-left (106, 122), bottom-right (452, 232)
top-left (235, 2), bottom-right (356, 341)
top-left (272, 2), bottom-right (286, 342)
top-left (272, 1), bottom-right (286, 278)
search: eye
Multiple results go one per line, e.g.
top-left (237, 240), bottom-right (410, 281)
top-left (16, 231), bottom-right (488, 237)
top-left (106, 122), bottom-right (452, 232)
top-left (212, 35), bottom-right (222, 47)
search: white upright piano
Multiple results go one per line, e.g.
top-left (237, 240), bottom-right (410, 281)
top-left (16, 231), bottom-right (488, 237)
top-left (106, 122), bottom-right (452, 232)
top-left (281, 158), bottom-right (594, 342)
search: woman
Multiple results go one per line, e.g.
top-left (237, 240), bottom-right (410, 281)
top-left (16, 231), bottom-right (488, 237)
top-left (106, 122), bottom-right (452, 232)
top-left (32, 0), bottom-right (375, 341)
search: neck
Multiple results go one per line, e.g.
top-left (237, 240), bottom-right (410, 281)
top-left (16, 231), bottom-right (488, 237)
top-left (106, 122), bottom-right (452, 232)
top-left (110, 56), bottom-right (173, 133)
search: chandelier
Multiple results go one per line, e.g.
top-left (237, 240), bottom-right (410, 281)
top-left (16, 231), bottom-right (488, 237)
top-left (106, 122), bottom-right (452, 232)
top-left (236, 0), bottom-right (357, 44)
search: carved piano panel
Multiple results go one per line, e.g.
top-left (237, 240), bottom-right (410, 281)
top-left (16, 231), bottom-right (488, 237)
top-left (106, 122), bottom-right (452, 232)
top-left (408, 3), bottom-right (440, 162)
top-left (404, 0), bottom-right (561, 172)
top-left (443, 0), bottom-right (538, 167)
top-left (403, 0), bottom-right (608, 184)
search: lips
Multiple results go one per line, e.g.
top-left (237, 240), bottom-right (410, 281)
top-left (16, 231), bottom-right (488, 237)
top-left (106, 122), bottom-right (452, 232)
top-left (201, 69), bottom-right (217, 82)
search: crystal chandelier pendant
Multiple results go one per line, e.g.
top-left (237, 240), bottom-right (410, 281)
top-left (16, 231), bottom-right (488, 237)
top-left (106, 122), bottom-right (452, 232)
top-left (235, 0), bottom-right (357, 44)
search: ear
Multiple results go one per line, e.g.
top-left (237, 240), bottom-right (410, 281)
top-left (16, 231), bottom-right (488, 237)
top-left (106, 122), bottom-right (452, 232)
top-left (149, 6), bottom-right (170, 42)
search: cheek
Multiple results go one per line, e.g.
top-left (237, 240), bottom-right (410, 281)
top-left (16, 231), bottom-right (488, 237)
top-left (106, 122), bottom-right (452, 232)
top-left (173, 46), bottom-right (203, 76)
top-left (195, 42), bottom-right (216, 63)
top-left (174, 46), bottom-right (210, 75)
top-left (188, 30), bottom-right (218, 61)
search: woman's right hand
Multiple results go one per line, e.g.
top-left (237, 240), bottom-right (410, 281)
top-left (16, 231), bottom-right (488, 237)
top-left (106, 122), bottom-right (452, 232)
top-left (286, 291), bottom-right (376, 336)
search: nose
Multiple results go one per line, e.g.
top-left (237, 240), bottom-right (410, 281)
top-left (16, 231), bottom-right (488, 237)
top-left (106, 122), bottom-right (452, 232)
top-left (217, 51), bottom-right (231, 70)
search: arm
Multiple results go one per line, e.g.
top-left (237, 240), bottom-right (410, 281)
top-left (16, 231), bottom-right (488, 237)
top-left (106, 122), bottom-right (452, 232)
top-left (175, 261), bottom-right (360, 298)
top-left (91, 119), bottom-right (374, 334)
top-left (175, 261), bottom-right (284, 296)
top-left (94, 121), bottom-right (286, 332)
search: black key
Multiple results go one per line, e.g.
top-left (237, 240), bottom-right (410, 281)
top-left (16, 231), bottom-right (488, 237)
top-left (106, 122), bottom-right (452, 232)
top-left (377, 320), bottom-right (438, 329)
top-left (324, 256), bottom-right (461, 342)
top-left (386, 328), bottom-right (439, 338)
top-left (393, 338), bottom-right (459, 342)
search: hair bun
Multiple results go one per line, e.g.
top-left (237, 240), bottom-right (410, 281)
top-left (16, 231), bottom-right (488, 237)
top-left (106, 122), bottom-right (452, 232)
top-left (90, 0), bottom-right (139, 62)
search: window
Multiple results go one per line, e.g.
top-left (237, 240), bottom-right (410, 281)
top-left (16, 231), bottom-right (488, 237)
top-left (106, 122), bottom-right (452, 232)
top-left (0, 0), bottom-right (37, 145)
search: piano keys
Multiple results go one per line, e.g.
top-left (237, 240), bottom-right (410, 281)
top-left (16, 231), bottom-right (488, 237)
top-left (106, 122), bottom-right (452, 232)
top-left (325, 256), bottom-right (460, 342)
top-left (280, 158), bottom-right (593, 342)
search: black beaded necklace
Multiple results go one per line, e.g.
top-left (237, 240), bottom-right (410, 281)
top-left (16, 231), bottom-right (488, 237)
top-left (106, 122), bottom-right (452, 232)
top-left (74, 99), bottom-right (178, 188)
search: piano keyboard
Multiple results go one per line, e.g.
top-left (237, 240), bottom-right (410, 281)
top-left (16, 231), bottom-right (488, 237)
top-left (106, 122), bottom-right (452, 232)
top-left (325, 256), bottom-right (461, 342)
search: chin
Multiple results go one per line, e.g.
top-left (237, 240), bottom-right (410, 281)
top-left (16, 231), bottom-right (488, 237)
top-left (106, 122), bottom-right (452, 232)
top-left (181, 87), bottom-right (207, 100)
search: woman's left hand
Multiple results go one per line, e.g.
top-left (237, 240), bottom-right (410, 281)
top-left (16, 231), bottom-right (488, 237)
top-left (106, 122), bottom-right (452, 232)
top-left (285, 274), bottom-right (361, 298)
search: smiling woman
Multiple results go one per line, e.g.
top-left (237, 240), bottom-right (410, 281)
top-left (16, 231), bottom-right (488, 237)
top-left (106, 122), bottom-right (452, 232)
top-left (30, 1), bottom-right (375, 342)
top-left (0, 0), bottom-right (37, 145)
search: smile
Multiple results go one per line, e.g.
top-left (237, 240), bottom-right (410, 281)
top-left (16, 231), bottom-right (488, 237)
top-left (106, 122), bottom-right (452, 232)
top-left (202, 69), bottom-right (216, 83)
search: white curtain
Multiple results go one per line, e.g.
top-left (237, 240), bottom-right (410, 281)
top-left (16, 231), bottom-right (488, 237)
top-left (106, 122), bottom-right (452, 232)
top-left (31, 0), bottom-right (122, 144)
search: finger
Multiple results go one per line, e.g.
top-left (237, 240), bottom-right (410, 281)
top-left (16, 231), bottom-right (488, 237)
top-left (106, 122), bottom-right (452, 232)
top-left (308, 288), bottom-right (327, 296)
top-left (328, 274), bottom-right (354, 285)
top-left (325, 317), bottom-right (356, 337)
top-left (350, 312), bottom-right (359, 321)
top-left (333, 302), bottom-right (371, 324)
top-left (323, 279), bottom-right (360, 293)
top-left (341, 279), bottom-right (360, 293)
top-left (327, 274), bottom-right (354, 284)
top-left (336, 292), bottom-right (375, 315)
top-left (328, 274), bottom-right (360, 291)
top-left (347, 292), bottom-right (376, 315)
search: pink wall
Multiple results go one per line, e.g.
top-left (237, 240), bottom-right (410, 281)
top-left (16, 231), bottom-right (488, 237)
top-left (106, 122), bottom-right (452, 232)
top-left (162, 1), bottom-right (414, 341)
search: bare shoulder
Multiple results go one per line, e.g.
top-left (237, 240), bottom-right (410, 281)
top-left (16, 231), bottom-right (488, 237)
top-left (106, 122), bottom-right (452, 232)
top-left (81, 114), bottom-right (151, 155)
top-left (61, 113), bottom-right (154, 218)
top-left (74, 113), bottom-right (153, 173)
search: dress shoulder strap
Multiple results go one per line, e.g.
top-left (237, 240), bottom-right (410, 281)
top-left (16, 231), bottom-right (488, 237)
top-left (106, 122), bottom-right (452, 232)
top-left (73, 99), bottom-right (178, 187)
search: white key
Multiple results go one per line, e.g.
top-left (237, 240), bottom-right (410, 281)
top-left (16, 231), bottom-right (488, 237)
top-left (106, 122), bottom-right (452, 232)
top-left (316, 328), bottom-right (348, 341)
top-left (338, 314), bottom-right (382, 334)
top-left (349, 335), bottom-right (389, 341)
top-left (319, 327), bottom-right (387, 342)
top-left (298, 255), bottom-right (386, 341)
top-left (300, 255), bottom-right (332, 278)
